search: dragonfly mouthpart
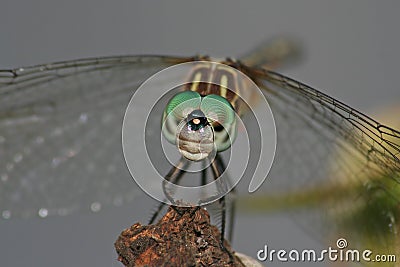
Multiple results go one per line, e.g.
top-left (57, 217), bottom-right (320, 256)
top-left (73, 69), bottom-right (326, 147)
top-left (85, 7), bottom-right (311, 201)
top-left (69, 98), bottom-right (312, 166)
top-left (176, 110), bottom-right (215, 161)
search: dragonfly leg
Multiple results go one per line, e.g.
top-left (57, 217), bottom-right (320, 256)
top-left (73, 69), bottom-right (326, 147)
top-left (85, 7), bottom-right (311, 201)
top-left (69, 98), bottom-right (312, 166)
top-left (209, 157), bottom-right (228, 242)
top-left (206, 167), bottom-right (233, 263)
top-left (215, 155), bottom-right (236, 243)
top-left (227, 189), bottom-right (236, 243)
top-left (148, 202), bottom-right (165, 224)
top-left (210, 155), bottom-right (236, 264)
top-left (201, 160), bottom-right (207, 186)
top-left (149, 157), bottom-right (188, 224)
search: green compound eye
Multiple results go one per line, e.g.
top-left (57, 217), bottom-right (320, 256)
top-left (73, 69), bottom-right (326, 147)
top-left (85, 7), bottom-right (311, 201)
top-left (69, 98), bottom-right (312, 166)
top-left (200, 94), bottom-right (235, 126)
top-left (162, 91), bottom-right (202, 145)
top-left (200, 94), bottom-right (237, 152)
top-left (165, 91), bottom-right (201, 119)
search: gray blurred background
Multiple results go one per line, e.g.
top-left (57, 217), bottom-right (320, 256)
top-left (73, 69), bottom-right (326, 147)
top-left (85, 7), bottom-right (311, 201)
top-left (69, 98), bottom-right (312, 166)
top-left (1, 1), bottom-right (399, 266)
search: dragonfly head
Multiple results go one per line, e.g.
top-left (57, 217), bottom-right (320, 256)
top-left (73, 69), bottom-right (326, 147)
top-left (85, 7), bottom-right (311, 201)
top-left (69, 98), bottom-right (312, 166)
top-left (162, 91), bottom-right (237, 161)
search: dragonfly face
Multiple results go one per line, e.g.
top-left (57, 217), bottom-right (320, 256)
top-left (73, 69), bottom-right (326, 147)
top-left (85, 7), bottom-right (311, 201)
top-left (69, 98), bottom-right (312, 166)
top-left (162, 90), bottom-right (237, 161)
top-left (161, 61), bottom-right (243, 162)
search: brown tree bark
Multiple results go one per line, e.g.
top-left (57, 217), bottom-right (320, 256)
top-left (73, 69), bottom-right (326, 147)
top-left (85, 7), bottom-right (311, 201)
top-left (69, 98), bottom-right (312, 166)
top-left (115, 206), bottom-right (246, 267)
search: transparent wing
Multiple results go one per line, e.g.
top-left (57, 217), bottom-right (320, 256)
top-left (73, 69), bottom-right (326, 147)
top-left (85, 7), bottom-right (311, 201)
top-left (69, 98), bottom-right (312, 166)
top-left (240, 66), bottom-right (400, 261)
top-left (0, 55), bottom-right (191, 219)
top-left (2, 51), bottom-right (400, 264)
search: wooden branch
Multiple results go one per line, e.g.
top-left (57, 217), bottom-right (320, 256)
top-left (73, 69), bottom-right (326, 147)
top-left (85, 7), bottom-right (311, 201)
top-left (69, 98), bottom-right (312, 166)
top-left (114, 206), bottom-right (251, 267)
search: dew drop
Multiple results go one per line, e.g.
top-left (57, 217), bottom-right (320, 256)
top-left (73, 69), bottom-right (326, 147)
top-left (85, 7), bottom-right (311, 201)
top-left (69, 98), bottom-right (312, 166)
top-left (113, 196), bottom-right (123, 207)
top-left (79, 113), bottom-right (88, 124)
top-left (6, 163), bottom-right (14, 171)
top-left (2, 210), bottom-right (11, 219)
top-left (13, 153), bottom-right (23, 163)
top-left (67, 149), bottom-right (78, 157)
top-left (1, 174), bottom-right (8, 182)
top-left (90, 202), bottom-right (101, 213)
top-left (38, 208), bottom-right (48, 218)
top-left (51, 157), bottom-right (62, 167)
top-left (35, 136), bottom-right (44, 144)
top-left (51, 128), bottom-right (63, 136)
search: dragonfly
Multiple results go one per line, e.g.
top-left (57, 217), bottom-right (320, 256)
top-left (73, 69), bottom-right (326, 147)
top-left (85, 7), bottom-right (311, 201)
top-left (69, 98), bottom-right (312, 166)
top-left (1, 38), bottom-right (400, 266)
